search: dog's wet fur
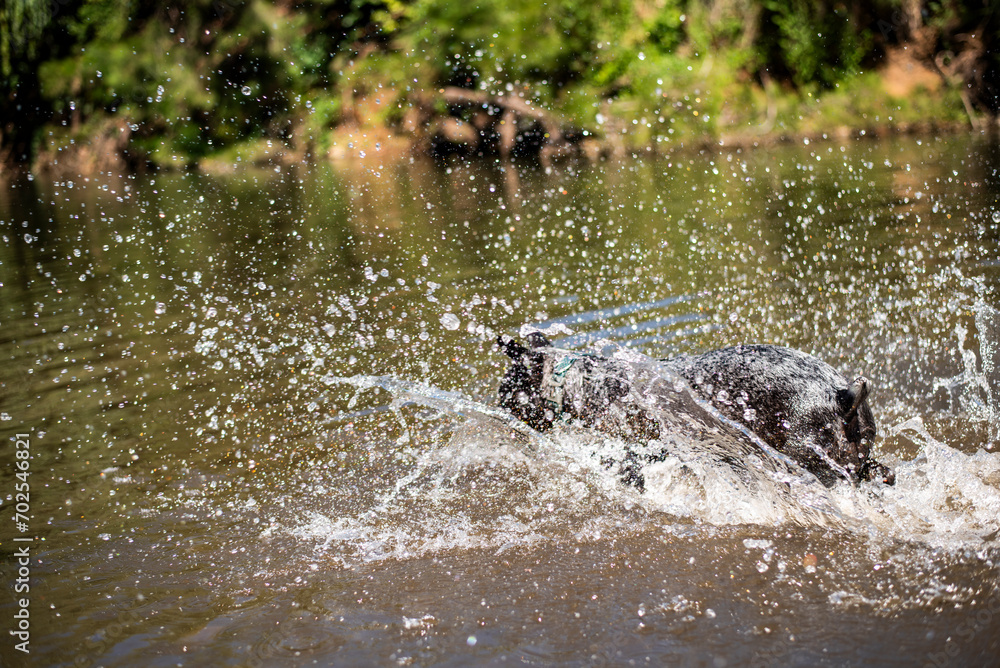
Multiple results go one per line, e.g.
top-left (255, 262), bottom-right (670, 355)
top-left (498, 333), bottom-right (895, 489)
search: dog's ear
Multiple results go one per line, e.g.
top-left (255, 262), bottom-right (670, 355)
top-left (526, 332), bottom-right (552, 349)
top-left (837, 376), bottom-right (871, 423)
top-left (497, 335), bottom-right (529, 360)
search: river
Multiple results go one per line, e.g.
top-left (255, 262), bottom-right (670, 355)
top-left (1, 134), bottom-right (999, 666)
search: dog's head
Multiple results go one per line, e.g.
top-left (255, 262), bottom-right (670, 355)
top-left (497, 333), bottom-right (556, 431)
top-left (800, 374), bottom-right (892, 486)
top-left (667, 345), bottom-right (894, 487)
top-left (834, 377), bottom-right (894, 485)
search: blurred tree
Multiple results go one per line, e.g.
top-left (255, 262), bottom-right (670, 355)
top-left (2, 0), bottom-right (997, 170)
top-left (1, 0), bottom-right (57, 169)
top-left (402, 0), bottom-right (633, 96)
top-left (0, 0), bottom-right (53, 77)
top-left (757, 0), bottom-right (870, 88)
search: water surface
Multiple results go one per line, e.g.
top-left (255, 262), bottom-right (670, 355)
top-left (1, 134), bottom-right (999, 667)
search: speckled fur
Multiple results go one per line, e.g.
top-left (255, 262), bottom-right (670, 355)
top-left (498, 335), bottom-right (894, 488)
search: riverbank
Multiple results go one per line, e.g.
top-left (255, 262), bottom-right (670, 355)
top-left (7, 1), bottom-right (997, 177)
top-left (31, 55), bottom-right (980, 178)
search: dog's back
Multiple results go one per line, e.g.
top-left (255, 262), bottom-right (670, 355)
top-left (661, 345), bottom-right (887, 485)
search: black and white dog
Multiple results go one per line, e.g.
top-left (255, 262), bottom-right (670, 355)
top-left (498, 333), bottom-right (895, 488)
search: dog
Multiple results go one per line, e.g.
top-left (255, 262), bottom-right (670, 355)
top-left (497, 333), bottom-right (895, 489)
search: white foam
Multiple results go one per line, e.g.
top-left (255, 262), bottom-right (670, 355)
top-left (829, 417), bottom-right (1000, 551)
top-left (288, 365), bottom-right (1000, 568)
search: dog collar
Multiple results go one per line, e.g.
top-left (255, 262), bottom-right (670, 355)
top-left (542, 354), bottom-right (579, 413)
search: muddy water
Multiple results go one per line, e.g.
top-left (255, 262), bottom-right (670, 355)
top-left (1, 134), bottom-right (999, 667)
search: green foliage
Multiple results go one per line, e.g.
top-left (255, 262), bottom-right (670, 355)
top-left (645, 0), bottom-right (687, 55)
top-left (7, 0), bottom-right (989, 169)
top-left (759, 0), bottom-right (871, 88)
top-left (792, 71), bottom-right (968, 133)
top-left (400, 0), bottom-right (635, 95)
top-left (65, 0), bottom-right (133, 43)
top-left (1, 0), bottom-right (52, 77)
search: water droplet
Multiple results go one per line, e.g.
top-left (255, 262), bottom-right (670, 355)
top-left (992, 211), bottom-right (1000, 223)
top-left (241, 85), bottom-right (252, 96)
top-left (440, 313), bottom-right (460, 330)
top-left (154, 303), bottom-right (166, 315)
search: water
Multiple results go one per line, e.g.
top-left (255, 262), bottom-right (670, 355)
top-left (1, 134), bottom-right (999, 667)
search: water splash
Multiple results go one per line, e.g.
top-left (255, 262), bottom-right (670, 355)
top-left (929, 298), bottom-right (999, 447)
top-left (281, 336), bottom-right (1000, 569)
top-left (829, 417), bottom-right (1000, 552)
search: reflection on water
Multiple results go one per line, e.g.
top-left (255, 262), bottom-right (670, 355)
top-left (1, 135), bottom-right (999, 666)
